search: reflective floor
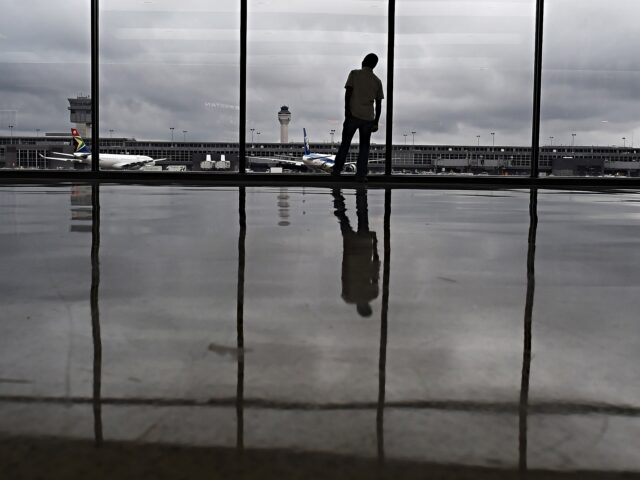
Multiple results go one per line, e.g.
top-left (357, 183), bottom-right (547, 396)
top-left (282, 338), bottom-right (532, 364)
top-left (1, 184), bottom-right (639, 479)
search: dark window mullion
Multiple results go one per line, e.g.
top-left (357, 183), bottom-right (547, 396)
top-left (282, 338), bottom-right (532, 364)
top-left (530, 0), bottom-right (545, 178)
top-left (385, 0), bottom-right (395, 176)
top-left (239, 0), bottom-right (247, 174)
top-left (91, 0), bottom-right (100, 173)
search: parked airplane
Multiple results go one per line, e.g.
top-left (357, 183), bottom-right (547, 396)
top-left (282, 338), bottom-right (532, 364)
top-left (300, 128), bottom-right (340, 172)
top-left (248, 129), bottom-right (356, 173)
top-left (39, 128), bottom-right (165, 170)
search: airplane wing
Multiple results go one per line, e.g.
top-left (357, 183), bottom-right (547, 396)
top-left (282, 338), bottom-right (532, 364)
top-left (112, 162), bottom-right (134, 169)
top-left (248, 156), bottom-right (305, 167)
top-left (38, 154), bottom-right (82, 163)
top-left (111, 159), bottom-right (157, 170)
top-left (44, 152), bottom-right (80, 159)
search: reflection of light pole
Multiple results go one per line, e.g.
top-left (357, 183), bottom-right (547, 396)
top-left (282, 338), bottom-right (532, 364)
top-left (109, 129), bottom-right (114, 138)
top-left (549, 136), bottom-right (554, 146)
top-left (36, 128), bottom-right (40, 137)
top-left (622, 137), bottom-right (626, 148)
top-left (330, 129), bottom-right (335, 150)
top-left (250, 128), bottom-right (255, 147)
top-left (256, 131), bottom-right (261, 144)
top-left (476, 135), bottom-right (480, 146)
top-left (411, 131), bottom-right (416, 146)
top-left (491, 132), bottom-right (495, 147)
top-left (170, 127), bottom-right (175, 143)
top-left (571, 133), bottom-right (576, 148)
top-left (183, 130), bottom-right (187, 142)
top-left (8, 125), bottom-right (14, 137)
top-left (403, 133), bottom-right (407, 145)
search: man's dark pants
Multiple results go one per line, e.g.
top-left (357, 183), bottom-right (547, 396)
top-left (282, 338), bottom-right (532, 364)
top-left (332, 116), bottom-right (374, 178)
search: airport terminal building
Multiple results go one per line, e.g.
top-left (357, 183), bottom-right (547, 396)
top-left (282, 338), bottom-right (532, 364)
top-left (1, 134), bottom-right (639, 176)
top-left (3, 96), bottom-right (638, 176)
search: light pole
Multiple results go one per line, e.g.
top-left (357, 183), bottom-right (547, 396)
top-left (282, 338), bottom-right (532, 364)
top-left (330, 129), bottom-right (335, 150)
top-left (170, 127), bottom-right (175, 143)
top-left (403, 133), bottom-right (408, 145)
top-left (250, 128), bottom-right (255, 147)
top-left (622, 137), bottom-right (626, 148)
top-left (476, 135), bottom-right (480, 146)
top-left (491, 132), bottom-right (495, 147)
top-left (549, 136), bottom-right (554, 146)
top-left (109, 129), bottom-right (114, 138)
top-left (411, 131), bottom-right (417, 165)
top-left (571, 133), bottom-right (576, 149)
top-left (36, 128), bottom-right (40, 137)
top-left (183, 130), bottom-right (187, 142)
top-left (8, 125), bottom-right (14, 137)
top-left (256, 131), bottom-right (261, 144)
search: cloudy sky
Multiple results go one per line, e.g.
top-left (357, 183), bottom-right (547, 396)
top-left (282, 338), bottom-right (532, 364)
top-left (1, 0), bottom-right (639, 147)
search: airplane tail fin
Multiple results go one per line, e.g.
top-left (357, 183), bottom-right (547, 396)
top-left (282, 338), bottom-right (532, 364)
top-left (303, 128), bottom-right (310, 156)
top-left (71, 128), bottom-right (91, 155)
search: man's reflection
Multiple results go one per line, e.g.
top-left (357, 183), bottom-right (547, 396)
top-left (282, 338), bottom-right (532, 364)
top-left (332, 188), bottom-right (380, 317)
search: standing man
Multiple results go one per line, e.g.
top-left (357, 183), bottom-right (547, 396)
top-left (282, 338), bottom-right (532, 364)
top-left (332, 53), bottom-right (384, 181)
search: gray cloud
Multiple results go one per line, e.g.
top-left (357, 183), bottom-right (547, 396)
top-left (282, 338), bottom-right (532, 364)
top-left (1, 0), bottom-right (639, 147)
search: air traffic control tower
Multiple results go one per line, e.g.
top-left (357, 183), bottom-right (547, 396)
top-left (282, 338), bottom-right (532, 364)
top-left (68, 95), bottom-right (92, 138)
top-left (278, 106), bottom-right (291, 143)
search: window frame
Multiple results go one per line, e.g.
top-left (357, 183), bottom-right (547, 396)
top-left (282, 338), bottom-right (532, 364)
top-left (2, 1), bottom-right (640, 186)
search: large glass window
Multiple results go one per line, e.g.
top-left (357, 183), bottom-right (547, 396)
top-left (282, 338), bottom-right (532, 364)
top-left (247, 1), bottom-right (388, 175)
top-left (99, 1), bottom-right (240, 172)
top-left (394, 0), bottom-right (536, 176)
top-left (4, 1), bottom-right (639, 182)
top-left (0, 1), bottom-right (90, 170)
top-left (540, 0), bottom-right (640, 178)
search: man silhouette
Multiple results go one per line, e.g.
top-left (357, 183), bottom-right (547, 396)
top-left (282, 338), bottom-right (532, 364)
top-left (332, 53), bottom-right (384, 181)
top-left (332, 188), bottom-right (380, 317)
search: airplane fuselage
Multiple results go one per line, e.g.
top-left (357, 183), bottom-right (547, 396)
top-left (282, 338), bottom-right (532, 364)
top-left (302, 153), bottom-right (336, 172)
top-left (41, 128), bottom-right (159, 170)
top-left (77, 153), bottom-right (155, 170)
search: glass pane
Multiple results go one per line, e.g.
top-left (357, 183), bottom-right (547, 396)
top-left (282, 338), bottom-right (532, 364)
top-left (99, 1), bottom-right (239, 172)
top-left (0, 2), bottom-right (90, 170)
top-left (394, 0), bottom-right (535, 176)
top-left (540, 0), bottom-right (640, 178)
top-left (247, 1), bottom-right (388, 175)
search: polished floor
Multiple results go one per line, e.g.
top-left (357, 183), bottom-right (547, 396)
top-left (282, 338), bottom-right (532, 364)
top-left (0, 184), bottom-right (639, 478)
